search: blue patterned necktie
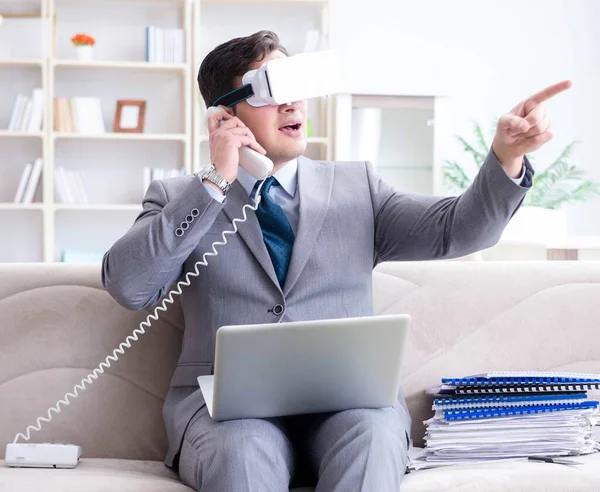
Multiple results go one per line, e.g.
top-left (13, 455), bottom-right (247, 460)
top-left (254, 176), bottom-right (295, 287)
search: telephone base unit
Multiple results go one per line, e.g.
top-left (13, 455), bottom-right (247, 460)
top-left (5, 443), bottom-right (82, 468)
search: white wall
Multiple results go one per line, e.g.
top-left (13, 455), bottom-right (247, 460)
top-left (330, 0), bottom-right (600, 235)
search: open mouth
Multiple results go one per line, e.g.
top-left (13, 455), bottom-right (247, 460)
top-left (279, 122), bottom-right (303, 137)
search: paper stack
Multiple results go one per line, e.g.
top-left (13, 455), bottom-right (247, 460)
top-left (412, 371), bottom-right (600, 470)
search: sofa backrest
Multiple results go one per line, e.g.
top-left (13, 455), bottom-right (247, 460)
top-left (1, 261), bottom-right (600, 461)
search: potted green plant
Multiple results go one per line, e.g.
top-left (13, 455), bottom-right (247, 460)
top-left (443, 121), bottom-right (600, 241)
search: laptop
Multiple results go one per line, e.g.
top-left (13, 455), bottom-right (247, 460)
top-left (197, 314), bottom-right (411, 421)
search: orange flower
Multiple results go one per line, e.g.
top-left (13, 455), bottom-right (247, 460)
top-left (71, 33), bottom-right (95, 46)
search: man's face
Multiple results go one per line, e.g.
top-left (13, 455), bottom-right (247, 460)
top-left (233, 50), bottom-right (308, 166)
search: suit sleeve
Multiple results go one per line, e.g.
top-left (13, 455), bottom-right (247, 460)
top-left (369, 150), bottom-right (534, 264)
top-left (101, 177), bottom-right (225, 310)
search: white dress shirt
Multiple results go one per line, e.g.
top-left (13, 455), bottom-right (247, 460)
top-left (202, 159), bottom-right (527, 235)
top-left (203, 159), bottom-right (300, 234)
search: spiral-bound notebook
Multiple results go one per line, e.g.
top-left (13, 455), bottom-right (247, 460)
top-left (442, 401), bottom-right (599, 421)
top-left (451, 383), bottom-right (600, 394)
top-left (466, 371), bottom-right (600, 379)
top-left (442, 375), bottom-right (600, 386)
top-left (433, 392), bottom-right (588, 410)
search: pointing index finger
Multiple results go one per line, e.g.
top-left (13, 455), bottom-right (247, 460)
top-left (527, 80), bottom-right (572, 105)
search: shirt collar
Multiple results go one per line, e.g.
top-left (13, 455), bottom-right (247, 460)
top-left (237, 158), bottom-right (298, 199)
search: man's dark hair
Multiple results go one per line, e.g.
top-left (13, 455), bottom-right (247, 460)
top-left (198, 30), bottom-right (289, 109)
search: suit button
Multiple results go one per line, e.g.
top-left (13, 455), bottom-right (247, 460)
top-left (185, 214), bottom-right (194, 223)
top-left (180, 221), bottom-right (189, 231)
top-left (191, 208), bottom-right (200, 217)
top-left (272, 304), bottom-right (284, 316)
top-left (175, 228), bottom-right (184, 237)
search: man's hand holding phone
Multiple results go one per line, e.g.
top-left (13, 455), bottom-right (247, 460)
top-left (206, 107), bottom-right (267, 187)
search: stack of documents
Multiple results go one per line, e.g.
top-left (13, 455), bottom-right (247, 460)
top-left (413, 372), bottom-right (600, 469)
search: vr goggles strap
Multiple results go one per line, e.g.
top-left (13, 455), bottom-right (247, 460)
top-left (212, 84), bottom-right (254, 108)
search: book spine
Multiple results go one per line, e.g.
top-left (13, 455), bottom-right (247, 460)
top-left (433, 392), bottom-right (588, 407)
top-left (22, 158), bottom-right (43, 203)
top-left (13, 163), bottom-right (34, 203)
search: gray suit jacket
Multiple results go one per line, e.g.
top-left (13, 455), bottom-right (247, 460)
top-left (101, 152), bottom-right (531, 467)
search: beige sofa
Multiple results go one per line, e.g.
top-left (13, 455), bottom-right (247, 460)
top-left (1, 261), bottom-right (600, 491)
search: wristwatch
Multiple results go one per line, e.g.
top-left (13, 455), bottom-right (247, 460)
top-left (199, 164), bottom-right (232, 195)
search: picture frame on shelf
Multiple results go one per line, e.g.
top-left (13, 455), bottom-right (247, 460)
top-left (113, 99), bottom-right (146, 133)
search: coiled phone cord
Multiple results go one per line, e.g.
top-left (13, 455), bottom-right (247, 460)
top-left (13, 179), bottom-right (267, 444)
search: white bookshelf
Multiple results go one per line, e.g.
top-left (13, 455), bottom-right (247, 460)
top-left (0, 0), bottom-right (333, 263)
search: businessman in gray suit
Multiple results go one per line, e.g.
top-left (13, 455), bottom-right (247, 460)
top-left (102, 30), bottom-right (570, 492)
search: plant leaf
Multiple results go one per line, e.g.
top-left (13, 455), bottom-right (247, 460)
top-left (473, 121), bottom-right (489, 155)
top-left (457, 136), bottom-right (486, 168)
top-left (548, 180), bottom-right (600, 208)
top-left (533, 140), bottom-right (579, 186)
top-left (443, 160), bottom-right (472, 193)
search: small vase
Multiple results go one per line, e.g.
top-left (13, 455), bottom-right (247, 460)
top-left (76, 45), bottom-right (94, 62)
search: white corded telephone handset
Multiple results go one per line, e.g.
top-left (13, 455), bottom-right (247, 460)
top-left (205, 106), bottom-right (273, 180)
top-left (5, 106), bottom-right (273, 469)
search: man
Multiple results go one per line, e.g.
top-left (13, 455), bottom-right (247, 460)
top-left (102, 30), bottom-right (570, 492)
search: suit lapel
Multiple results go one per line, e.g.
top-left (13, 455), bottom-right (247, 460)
top-left (283, 156), bottom-right (334, 296)
top-left (222, 180), bottom-right (281, 291)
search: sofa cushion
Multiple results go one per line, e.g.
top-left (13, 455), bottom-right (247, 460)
top-left (0, 459), bottom-right (190, 492)
top-left (2, 454), bottom-right (600, 491)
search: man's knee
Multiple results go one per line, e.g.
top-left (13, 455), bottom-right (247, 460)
top-left (180, 417), bottom-right (293, 491)
top-left (218, 419), bottom-right (293, 465)
top-left (327, 407), bottom-right (410, 453)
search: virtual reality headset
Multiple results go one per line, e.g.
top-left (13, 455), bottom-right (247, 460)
top-left (211, 50), bottom-right (341, 108)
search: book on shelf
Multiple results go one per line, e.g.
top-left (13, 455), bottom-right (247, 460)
top-left (54, 97), bottom-right (105, 134)
top-left (145, 26), bottom-right (185, 64)
top-left (13, 158), bottom-right (43, 204)
top-left (60, 249), bottom-right (104, 263)
top-left (7, 89), bottom-right (44, 132)
top-left (54, 167), bottom-right (89, 204)
top-left (143, 167), bottom-right (186, 196)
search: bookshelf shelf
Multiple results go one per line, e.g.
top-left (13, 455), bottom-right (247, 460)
top-left (0, 59), bottom-right (43, 67)
top-left (54, 204), bottom-right (143, 212)
top-left (0, 131), bottom-right (44, 138)
top-left (53, 60), bottom-right (188, 72)
top-left (53, 132), bottom-right (188, 142)
top-left (0, 203), bottom-right (45, 211)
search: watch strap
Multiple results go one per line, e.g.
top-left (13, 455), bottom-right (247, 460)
top-left (200, 165), bottom-right (232, 195)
